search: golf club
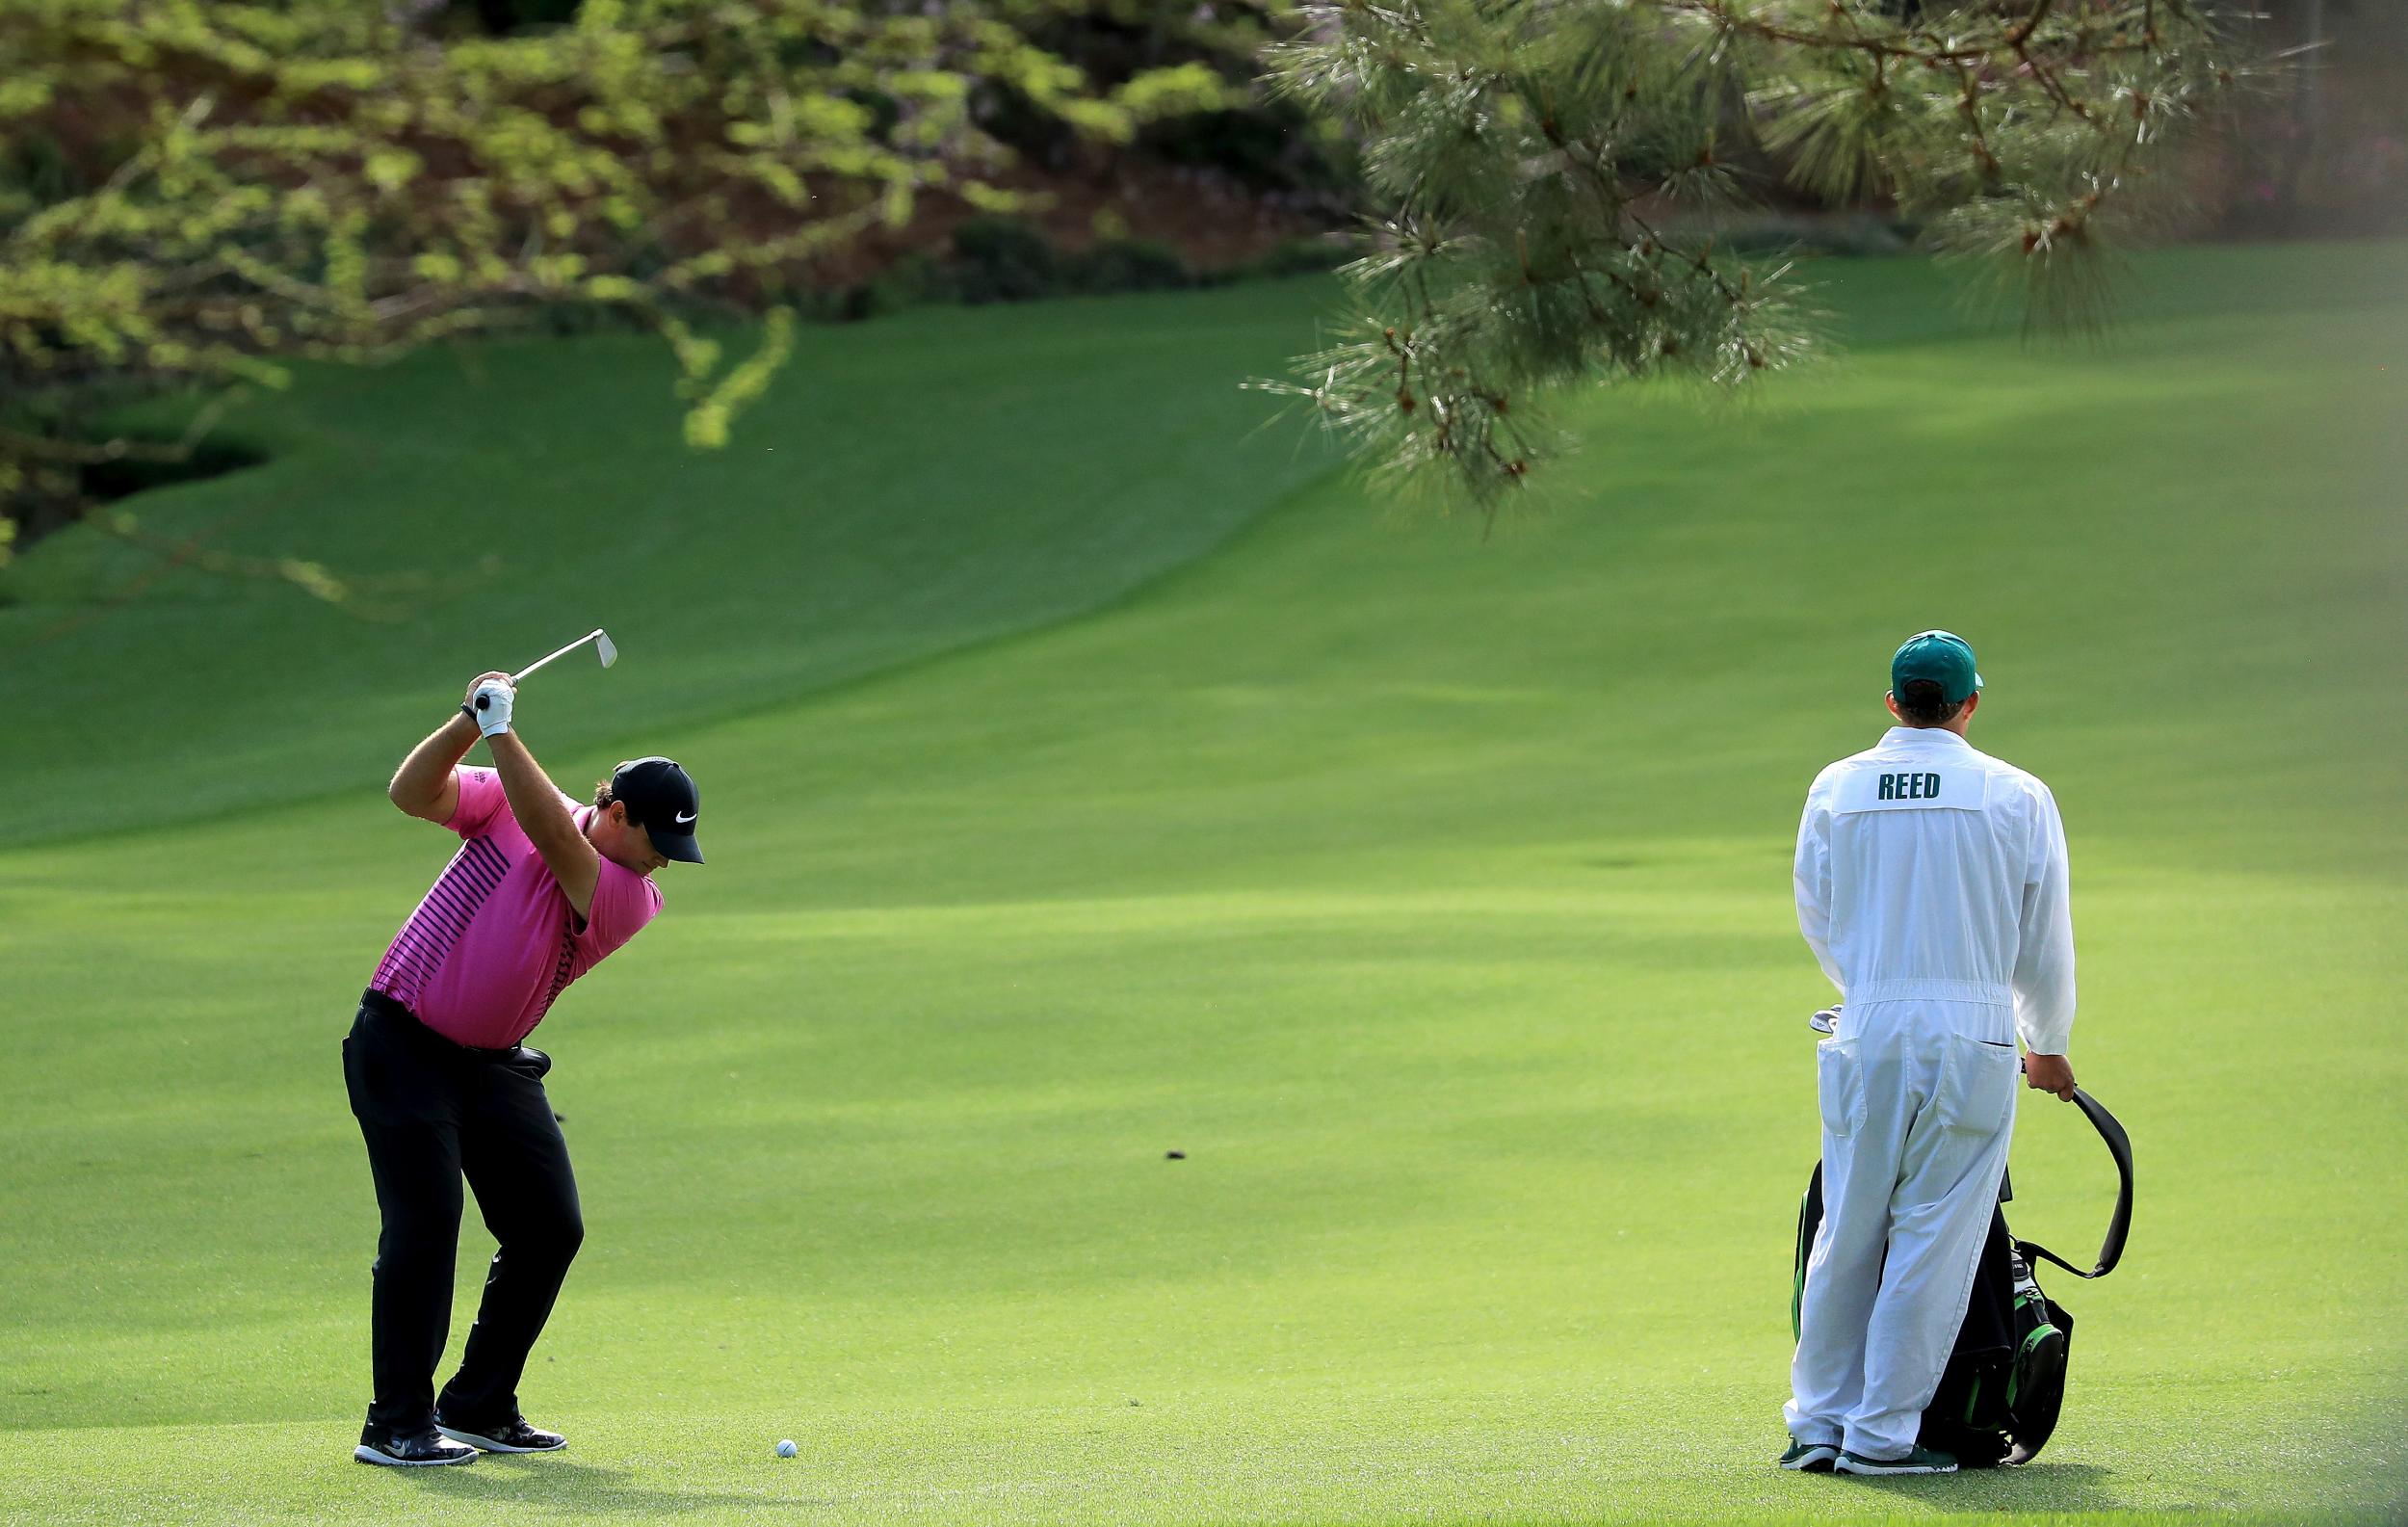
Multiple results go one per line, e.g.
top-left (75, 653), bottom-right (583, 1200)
top-left (512, 627), bottom-right (617, 684)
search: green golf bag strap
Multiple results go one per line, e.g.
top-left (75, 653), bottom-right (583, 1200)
top-left (2012, 1087), bottom-right (2133, 1281)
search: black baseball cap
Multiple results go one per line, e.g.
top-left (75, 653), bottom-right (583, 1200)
top-left (610, 756), bottom-right (703, 863)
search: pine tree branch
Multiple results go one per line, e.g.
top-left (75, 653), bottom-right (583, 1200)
top-left (1261, 0), bottom-right (2258, 505)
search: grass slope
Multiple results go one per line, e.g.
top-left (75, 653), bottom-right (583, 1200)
top-left (2, 244), bottom-right (2404, 1524)
top-left (0, 280), bottom-right (1344, 844)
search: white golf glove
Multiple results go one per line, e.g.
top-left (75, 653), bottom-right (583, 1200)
top-left (467, 679), bottom-right (515, 738)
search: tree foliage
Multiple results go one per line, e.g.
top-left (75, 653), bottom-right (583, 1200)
top-left (1260, 0), bottom-right (2268, 508)
top-left (0, 0), bottom-right (1228, 583)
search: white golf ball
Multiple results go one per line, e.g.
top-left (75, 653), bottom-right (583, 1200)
top-left (775, 1438), bottom-right (798, 1459)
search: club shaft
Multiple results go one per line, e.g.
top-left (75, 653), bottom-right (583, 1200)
top-left (512, 630), bottom-right (604, 683)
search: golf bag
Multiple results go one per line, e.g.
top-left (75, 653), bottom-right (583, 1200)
top-left (1790, 1086), bottom-right (2133, 1467)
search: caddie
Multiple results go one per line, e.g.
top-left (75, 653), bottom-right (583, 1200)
top-left (345, 671), bottom-right (702, 1466)
top-left (1780, 630), bottom-right (2078, 1477)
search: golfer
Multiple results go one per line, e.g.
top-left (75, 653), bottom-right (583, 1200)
top-left (346, 672), bottom-right (702, 1466)
top-left (1781, 631), bottom-right (2077, 1477)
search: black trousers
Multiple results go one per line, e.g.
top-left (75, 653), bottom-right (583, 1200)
top-left (343, 993), bottom-right (583, 1435)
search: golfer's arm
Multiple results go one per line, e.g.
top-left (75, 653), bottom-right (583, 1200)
top-left (388, 714), bottom-right (480, 824)
top-left (484, 731), bottom-right (601, 921)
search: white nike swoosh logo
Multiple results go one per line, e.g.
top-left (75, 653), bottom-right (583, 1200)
top-left (675, 810), bottom-right (696, 824)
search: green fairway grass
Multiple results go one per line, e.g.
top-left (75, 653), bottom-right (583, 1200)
top-left (0, 279), bottom-right (1347, 845)
top-left (2, 243), bottom-right (2403, 1524)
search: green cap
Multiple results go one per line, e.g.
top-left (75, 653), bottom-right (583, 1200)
top-left (1891, 629), bottom-right (1983, 705)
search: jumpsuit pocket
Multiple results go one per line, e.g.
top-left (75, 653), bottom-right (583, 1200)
top-left (1936, 1034), bottom-right (2020, 1136)
top-left (1816, 1039), bottom-right (1867, 1140)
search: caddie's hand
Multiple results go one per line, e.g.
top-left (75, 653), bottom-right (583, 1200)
top-left (2024, 1052), bottom-right (2077, 1102)
top-left (465, 677), bottom-right (515, 739)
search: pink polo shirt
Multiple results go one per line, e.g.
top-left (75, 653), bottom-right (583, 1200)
top-left (370, 767), bottom-right (663, 1048)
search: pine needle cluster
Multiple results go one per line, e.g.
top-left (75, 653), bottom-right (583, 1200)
top-left (1259, 0), bottom-right (2265, 509)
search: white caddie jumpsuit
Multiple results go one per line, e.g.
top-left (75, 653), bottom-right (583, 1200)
top-left (1784, 724), bottom-right (2076, 1461)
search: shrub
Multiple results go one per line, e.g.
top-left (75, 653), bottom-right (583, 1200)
top-left (951, 218), bottom-right (1064, 304)
top-left (841, 252), bottom-right (961, 322)
top-left (1068, 239), bottom-right (1192, 295)
top-left (1139, 106), bottom-right (1353, 197)
top-left (1236, 238), bottom-right (1345, 280)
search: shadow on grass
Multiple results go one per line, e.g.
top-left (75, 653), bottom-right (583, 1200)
top-left (389, 1456), bottom-right (826, 1515)
top-left (1823, 1461), bottom-right (2124, 1513)
top-left (378, 1456), bottom-right (2139, 1521)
